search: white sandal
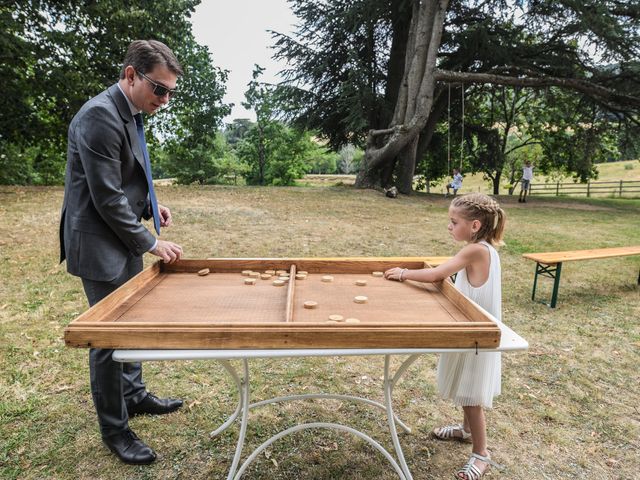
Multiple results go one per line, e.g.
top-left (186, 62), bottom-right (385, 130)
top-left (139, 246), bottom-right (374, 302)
top-left (432, 424), bottom-right (472, 442)
top-left (455, 452), bottom-right (504, 480)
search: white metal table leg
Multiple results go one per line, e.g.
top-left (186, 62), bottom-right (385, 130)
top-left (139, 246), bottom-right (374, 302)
top-left (384, 354), bottom-right (422, 480)
top-left (226, 359), bottom-right (250, 480)
top-left (210, 360), bottom-right (244, 437)
top-left (212, 355), bottom-right (421, 480)
top-left (249, 393), bottom-right (411, 433)
top-left (233, 422), bottom-right (408, 480)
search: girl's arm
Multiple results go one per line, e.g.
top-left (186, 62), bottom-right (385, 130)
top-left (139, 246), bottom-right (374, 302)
top-left (384, 244), bottom-right (486, 283)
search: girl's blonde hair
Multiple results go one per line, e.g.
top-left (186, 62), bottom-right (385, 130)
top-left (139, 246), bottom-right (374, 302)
top-left (450, 193), bottom-right (506, 246)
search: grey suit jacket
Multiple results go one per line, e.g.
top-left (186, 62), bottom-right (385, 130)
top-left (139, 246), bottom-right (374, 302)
top-left (59, 83), bottom-right (156, 282)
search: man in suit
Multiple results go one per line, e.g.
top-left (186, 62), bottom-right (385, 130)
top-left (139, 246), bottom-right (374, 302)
top-left (60, 40), bottom-right (185, 465)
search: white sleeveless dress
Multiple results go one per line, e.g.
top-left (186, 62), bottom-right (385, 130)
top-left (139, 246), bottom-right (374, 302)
top-left (437, 241), bottom-right (502, 408)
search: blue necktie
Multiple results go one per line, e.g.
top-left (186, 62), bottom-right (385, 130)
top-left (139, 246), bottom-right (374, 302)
top-left (134, 114), bottom-right (161, 235)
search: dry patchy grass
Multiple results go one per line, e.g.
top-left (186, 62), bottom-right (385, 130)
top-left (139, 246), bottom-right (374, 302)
top-left (0, 185), bottom-right (639, 479)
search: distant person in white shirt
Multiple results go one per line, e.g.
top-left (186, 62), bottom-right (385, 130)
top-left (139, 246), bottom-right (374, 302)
top-left (518, 161), bottom-right (534, 203)
top-left (445, 168), bottom-right (463, 197)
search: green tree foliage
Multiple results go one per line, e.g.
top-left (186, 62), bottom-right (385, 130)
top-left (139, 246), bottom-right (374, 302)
top-left (224, 118), bottom-right (254, 146)
top-left (238, 65), bottom-right (314, 186)
top-left (273, 0), bottom-right (640, 193)
top-left (1, 0), bottom-right (230, 185)
top-left (236, 123), bottom-right (313, 186)
top-left (160, 132), bottom-right (220, 185)
top-left (304, 141), bottom-right (339, 174)
top-left (528, 88), bottom-right (620, 182)
top-left (272, 0), bottom-right (412, 150)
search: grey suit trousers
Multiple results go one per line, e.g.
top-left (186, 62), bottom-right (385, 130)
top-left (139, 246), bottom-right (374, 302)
top-left (82, 255), bottom-right (147, 437)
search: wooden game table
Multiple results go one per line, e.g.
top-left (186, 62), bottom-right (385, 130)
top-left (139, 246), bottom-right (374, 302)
top-left (64, 257), bottom-right (501, 350)
top-left (65, 258), bottom-right (528, 479)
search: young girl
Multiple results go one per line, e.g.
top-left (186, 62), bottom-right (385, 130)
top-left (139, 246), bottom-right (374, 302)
top-left (384, 193), bottom-right (506, 480)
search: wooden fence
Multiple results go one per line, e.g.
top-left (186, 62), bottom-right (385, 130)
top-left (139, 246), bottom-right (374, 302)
top-left (529, 180), bottom-right (640, 198)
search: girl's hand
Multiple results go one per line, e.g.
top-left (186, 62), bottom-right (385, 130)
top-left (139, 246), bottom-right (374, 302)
top-left (384, 267), bottom-right (405, 281)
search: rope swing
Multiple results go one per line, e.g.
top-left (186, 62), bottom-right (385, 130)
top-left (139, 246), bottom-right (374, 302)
top-left (447, 83), bottom-right (451, 176)
top-left (446, 83), bottom-right (465, 175)
top-left (460, 84), bottom-right (464, 171)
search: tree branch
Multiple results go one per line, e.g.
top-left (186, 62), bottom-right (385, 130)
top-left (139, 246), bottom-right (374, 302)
top-left (505, 139), bottom-right (541, 156)
top-left (434, 70), bottom-right (640, 110)
top-left (369, 127), bottom-right (400, 138)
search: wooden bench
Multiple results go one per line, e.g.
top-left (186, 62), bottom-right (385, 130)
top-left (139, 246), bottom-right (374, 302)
top-left (523, 246), bottom-right (640, 307)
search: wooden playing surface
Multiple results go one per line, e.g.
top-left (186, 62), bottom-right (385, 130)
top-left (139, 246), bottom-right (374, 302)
top-left (293, 274), bottom-right (468, 324)
top-left (64, 258), bottom-right (501, 349)
top-left (114, 273), bottom-right (289, 324)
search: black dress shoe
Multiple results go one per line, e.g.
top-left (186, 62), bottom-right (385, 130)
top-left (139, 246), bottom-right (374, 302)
top-left (128, 392), bottom-right (183, 417)
top-left (102, 429), bottom-right (157, 465)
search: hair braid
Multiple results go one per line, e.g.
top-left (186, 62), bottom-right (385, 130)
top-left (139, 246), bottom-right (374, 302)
top-left (450, 193), bottom-right (506, 246)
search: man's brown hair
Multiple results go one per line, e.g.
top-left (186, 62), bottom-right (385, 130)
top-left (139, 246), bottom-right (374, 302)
top-left (119, 40), bottom-right (183, 78)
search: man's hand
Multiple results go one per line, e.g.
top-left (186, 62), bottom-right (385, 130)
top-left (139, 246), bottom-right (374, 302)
top-left (158, 203), bottom-right (172, 227)
top-left (151, 240), bottom-right (183, 263)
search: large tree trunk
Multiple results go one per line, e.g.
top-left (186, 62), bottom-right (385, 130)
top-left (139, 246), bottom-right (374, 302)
top-left (356, 0), bottom-right (450, 191)
top-left (383, 0), bottom-right (413, 128)
top-left (492, 170), bottom-right (501, 195)
top-left (258, 125), bottom-right (266, 185)
top-left (355, 0), bottom-right (640, 193)
top-left (395, 137), bottom-right (419, 193)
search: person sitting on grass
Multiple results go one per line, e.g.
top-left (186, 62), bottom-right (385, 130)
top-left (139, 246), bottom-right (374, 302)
top-left (446, 168), bottom-right (463, 197)
top-left (384, 192), bottom-right (507, 480)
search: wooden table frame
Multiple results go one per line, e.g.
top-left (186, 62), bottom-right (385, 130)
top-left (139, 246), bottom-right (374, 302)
top-left (64, 257), bottom-right (501, 350)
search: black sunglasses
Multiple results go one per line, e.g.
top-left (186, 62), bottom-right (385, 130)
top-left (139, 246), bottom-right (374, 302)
top-left (137, 71), bottom-right (177, 98)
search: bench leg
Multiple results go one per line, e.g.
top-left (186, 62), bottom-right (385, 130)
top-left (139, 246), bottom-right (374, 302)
top-left (531, 264), bottom-right (540, 302)
top-left (532, 262), bottom-right (562, 308)
top-left (550, 263), bottom-right (562, 308)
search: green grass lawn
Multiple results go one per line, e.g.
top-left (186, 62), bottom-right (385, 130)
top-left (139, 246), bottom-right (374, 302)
top-left (1, 185), bottom-right (639, 479)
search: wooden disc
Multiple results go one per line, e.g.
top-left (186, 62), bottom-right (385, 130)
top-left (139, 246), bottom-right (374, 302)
top-left (273, 280), bottom-right (286, 287)
top-left (345, 318), bottom-right (361, 324)
top-left (295, 273), bottom-right (307, 280)
top-left (265, 270), bottom-right (276, 275)
top-left (372, 271), bottom-right (384, 277)
top-left (278, 277), bottom-right (289, 283)
top-left (354, 296), bottom-right (368, 304)
top-left (249, 272), bottom-right (261, 278)
top-left (244, 278), bottom-right (256, 285)
top-left (298, 271), bottom-right (308, 275)
top-left (241, 270), bottom-right (252, 276)
top-left (260, 273), bottom-right (272, 280)
top-left (303, 301), bottom-right (318, 309)
top-left (276, 270), bottom-right (287, 275)
top-left (328, 314), bottom-right (344, 322)
top-left (197, 268), bottom-right (210, 276)
top-left (321, 275), bottom-right (334, 283)
top-left (355, 280), bottom-right (367, 286)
